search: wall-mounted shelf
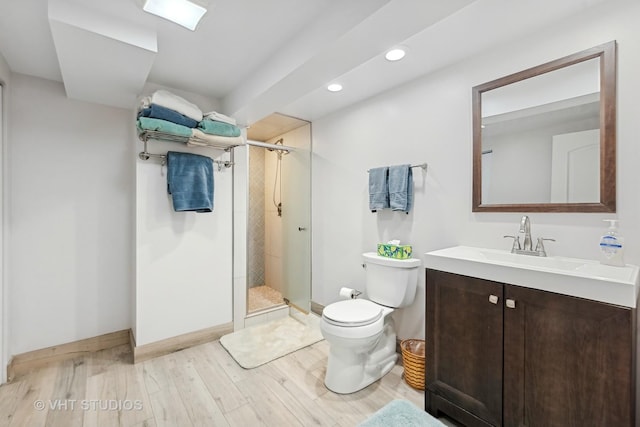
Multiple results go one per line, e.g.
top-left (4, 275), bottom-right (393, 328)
top-left (137, 130), bottom-right (241, 169)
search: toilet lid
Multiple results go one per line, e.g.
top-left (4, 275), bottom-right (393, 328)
top-left (323, 299), bottom-right (383, 327)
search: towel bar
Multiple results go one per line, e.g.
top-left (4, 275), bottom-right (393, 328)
top-left (367, 163), bottom-right (427, 173)
top-left (138, 151), bottom-right (233, 170)
top-left (137, 138), bottom-right (233, 170)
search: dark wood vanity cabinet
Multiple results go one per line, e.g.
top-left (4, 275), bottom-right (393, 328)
top-left (425, 270), bottom-right (504, 426)
top-left (425, 269), bottom-right (636, 427)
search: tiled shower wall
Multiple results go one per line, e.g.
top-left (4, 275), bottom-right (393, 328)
top-left (248, 146), bottom-right (265, 288)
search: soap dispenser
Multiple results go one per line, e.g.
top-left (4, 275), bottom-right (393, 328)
top-left (599, 219), bottom-right (625, 267)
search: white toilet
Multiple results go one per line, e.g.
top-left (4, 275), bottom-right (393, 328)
top-left (320, 252), bottom-right (421, 394)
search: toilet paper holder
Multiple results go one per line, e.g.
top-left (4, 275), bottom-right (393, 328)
top-left (339, 287), bottom-right (362, 299)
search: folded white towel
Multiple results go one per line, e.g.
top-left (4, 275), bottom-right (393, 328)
top-left (149, 90), bottom-right (203, 122)
top-left (188, 128), bottom-right (245, 148)
top-left (139, 95), bottom-right (151, 109)
top-left (202, 110), bottom-right (236, 126)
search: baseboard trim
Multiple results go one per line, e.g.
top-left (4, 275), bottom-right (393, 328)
top-left (310, 301), bottom-right (324, 316)
top-left (129, 329), bottom-right (137, 356)
top-left (7, 329), bottom-right (130, 382)
top-left (7, 323), bottom-right (236, 381)
top-left (132, 323), bottom-right (233, 364)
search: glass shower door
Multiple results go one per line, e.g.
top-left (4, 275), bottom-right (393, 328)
top-left (281, 128), bottom-right (311, 313)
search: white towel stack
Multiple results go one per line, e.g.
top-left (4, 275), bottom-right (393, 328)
top-left (188, 129), bottom-right (245, 148)
top-left (202, 110), bottom-right (236, 126)
top-left (140, 90), bottom-right (203, 122)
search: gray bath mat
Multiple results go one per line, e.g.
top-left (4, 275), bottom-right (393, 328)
top-left (219, 314), bottom-right (323, 369)
top-left (358, 400), bottom-right (446, 427)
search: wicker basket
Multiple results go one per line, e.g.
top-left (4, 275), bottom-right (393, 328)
top-left (400, 339), bottom-right (425, 390)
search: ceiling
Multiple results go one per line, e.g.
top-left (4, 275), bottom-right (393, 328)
top-left (246, 113), bottom-right (309, 142)
top-left (0, 0), bottom-right (613, 127)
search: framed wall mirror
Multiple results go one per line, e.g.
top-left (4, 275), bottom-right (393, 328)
top-left (472, 41), bottom-right (616, 212)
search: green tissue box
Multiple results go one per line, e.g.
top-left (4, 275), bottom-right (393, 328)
top-left (377, 243), bottom-right (413, 259)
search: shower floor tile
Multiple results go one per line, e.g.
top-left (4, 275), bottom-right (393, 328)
top-left (248, 285), bottom-right (285, 313)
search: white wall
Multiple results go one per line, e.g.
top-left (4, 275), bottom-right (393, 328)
top-left (484, 116), bottom-right (599, 204)
top-left (134, 95), bottom-right (234, 346)
top-left (311, 1), bottom-right (640, 340)
top-left (485, 130), bottom-right (552, 204)
top-left (3, 72), bottom-right (232, 355)
top-left (7, 74), bottom-right (134, 355)
top-left (0, 52), bottom-right (10, 382)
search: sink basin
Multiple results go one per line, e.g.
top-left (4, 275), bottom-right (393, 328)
top-left (478, 250), bottom-right (587, 271)
top-left (424, 246), bottom-right (639, 307)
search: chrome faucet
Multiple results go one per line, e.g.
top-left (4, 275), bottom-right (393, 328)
top-left (519, 215), bottom-right (532, 251)
top-left (504, 215), bottom-right (555, 257)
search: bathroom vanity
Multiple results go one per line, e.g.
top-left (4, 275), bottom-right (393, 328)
top-left (423, 246), bottom-right (639, 427)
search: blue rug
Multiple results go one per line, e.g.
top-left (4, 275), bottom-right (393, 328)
top-left (358, 400), bottom-right (445, 427)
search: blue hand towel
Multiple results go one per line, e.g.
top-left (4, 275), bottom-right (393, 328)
top-left (138, 104), bottom-right (199, 128)
top-left (167, 151), bottom-right (214, 212)
top-left (369, 167), bottom-right (389, 212)
top-left (389, 164), bottom-right (413, 213)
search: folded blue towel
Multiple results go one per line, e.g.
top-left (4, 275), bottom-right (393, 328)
top-left (197, 119), bottom-right (241, 137)
top-left (389, 164), bottom-right (413, 213)
top-left (358, 400), bottom-right (445, 427)
top-left (138, 104), bottom-right (199, 128)
top-left (369, 167), bottom-right (389, 212)
top-left (136, 117), bottom-right (193, 137)
top-left (167, 151), bottom-right (214, 213)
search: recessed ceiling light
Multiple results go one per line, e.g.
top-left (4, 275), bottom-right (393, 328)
top-left (143, 0), bottom-right (207, 31)
top-left (385, 48), bottom-right (406, 62)
top-left (327, 83), bottom-right (343, 92)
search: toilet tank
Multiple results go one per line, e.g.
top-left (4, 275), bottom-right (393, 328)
top-left (363, 252), bottom-right (421, 308)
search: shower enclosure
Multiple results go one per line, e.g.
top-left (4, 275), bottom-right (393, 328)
top-left (234, 117), bottom-right (311, 326)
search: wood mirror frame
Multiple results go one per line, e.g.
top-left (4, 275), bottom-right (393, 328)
top-left (472, 41), bottom-right (616, 213)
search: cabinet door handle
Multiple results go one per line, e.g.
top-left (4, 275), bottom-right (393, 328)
top-left (489, 295), bottom-right (499, 304)
top-left (506, 299), bottom-right (516, 309)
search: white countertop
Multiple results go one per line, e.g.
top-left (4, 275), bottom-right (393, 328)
top-left (424, 246), bottom-right (639, 308)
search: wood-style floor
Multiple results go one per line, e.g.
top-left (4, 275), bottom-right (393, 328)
top-left (0, 339), bottom-right (426, 426)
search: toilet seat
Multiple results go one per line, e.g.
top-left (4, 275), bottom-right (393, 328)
top-left (322, 299), bottom-right (382, 327)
